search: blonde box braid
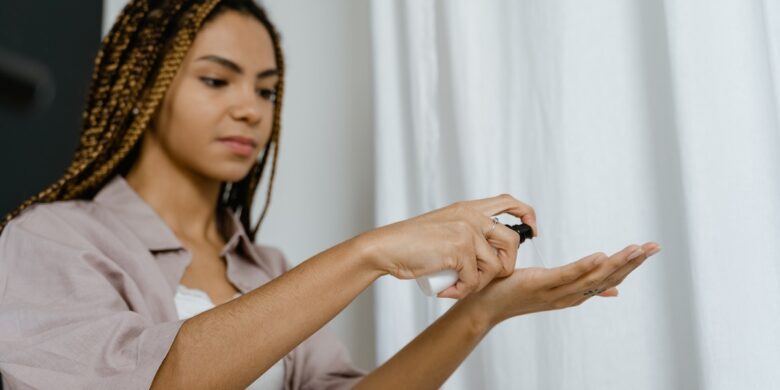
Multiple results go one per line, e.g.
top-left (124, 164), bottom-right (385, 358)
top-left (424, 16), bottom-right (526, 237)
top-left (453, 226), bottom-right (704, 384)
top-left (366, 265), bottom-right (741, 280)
top-left (1, 0), bottom-right (285, 242)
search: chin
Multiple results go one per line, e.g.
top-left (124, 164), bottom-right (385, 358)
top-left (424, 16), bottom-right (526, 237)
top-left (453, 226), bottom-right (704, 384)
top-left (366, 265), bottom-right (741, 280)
top-left (203, 162), bottom-right (256, 183)
top-left (220, 169), bottom-right (255, 183)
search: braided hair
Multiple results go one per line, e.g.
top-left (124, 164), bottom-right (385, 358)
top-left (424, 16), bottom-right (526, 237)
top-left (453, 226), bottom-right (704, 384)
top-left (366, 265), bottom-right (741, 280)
top-left (0, 0), bottom-right (285, 241)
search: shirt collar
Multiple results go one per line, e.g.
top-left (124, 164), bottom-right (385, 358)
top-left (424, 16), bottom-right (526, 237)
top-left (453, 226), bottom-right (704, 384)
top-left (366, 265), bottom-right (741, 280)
top-left (93, 175), bottom-right (253, 256)
top-left (217, 205), bottom-right (255, 258)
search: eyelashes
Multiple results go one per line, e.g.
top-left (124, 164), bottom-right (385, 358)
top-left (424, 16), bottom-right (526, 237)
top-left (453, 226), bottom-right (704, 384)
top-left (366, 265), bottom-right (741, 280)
top-left (198, 77), bottom-right (277, 102)
top-left (199, 76), bottom-right (228, 88)
top-left (257, 88), bottom-right (277, 102)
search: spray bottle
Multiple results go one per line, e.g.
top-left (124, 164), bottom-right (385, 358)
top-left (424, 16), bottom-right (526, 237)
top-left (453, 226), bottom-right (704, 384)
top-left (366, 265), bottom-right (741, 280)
top-left (416, 223), bottom-right (536, 296)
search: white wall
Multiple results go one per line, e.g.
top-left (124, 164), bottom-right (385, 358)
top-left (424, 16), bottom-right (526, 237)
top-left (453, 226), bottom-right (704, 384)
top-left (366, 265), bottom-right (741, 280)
top-left (257, 0), bottom-right (376, 370)
top-left (103, 0), bottom-right (377, 370)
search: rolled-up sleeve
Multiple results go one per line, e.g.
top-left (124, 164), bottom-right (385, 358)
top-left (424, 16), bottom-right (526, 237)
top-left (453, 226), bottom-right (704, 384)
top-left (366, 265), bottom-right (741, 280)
top-left (287, 326), bottom-right (366, 390)
top-left (0, 216), bottom-right (183, 389)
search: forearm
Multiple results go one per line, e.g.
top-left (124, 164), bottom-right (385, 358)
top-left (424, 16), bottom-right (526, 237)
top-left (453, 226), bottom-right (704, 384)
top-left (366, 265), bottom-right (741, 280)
top-left (356, 296), bottom-right (493, 390)
top-left (151, 235), bottom-right (383, 389)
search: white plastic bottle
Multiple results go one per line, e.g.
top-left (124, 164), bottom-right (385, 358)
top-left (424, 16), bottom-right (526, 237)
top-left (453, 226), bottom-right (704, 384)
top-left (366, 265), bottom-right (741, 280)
top-left (416, 270), bottom-right (459, 296)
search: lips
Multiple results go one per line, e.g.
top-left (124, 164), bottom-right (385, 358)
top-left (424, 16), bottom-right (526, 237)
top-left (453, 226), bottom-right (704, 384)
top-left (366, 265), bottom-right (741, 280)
top-left (218, 135), bottom-right (257, 157)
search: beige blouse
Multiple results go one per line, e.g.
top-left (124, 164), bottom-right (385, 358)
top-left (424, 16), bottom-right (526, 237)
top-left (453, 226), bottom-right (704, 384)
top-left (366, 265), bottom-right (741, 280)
top-left (0, 175), bottom-right (364, 389)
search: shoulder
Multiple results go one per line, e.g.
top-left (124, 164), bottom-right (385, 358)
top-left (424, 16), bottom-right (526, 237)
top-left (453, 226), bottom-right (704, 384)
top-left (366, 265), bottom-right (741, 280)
top-left (1, 200), bottom-right (108, 245)
top-left (0, 201), bottom-right (127, 301)
top-left (0, 199), bottom-right (147, 270)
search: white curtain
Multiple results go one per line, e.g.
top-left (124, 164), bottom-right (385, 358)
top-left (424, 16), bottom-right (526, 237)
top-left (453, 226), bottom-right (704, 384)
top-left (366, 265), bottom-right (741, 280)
top-left (371, 0), bottom-right (780, 389)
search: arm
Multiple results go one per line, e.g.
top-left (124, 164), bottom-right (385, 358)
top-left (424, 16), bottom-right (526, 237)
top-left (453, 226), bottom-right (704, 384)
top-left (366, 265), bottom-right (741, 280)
top-left (151, 237), bottom-right (382, 389)
top-left (154, 195), bottom-right (538, 389)
top-left (355, 296), bottom-right (493, 390)
top-left (0, 195), bottom-right (525, 389)
top-left (0, 205), bottom-right (378, 390)
top-left (356, 242), bottom-right (660, 389)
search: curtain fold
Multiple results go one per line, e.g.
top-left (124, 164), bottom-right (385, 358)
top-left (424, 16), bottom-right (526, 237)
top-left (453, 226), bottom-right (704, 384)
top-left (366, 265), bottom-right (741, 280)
top-left (371, 1), bottom-right (780, 388)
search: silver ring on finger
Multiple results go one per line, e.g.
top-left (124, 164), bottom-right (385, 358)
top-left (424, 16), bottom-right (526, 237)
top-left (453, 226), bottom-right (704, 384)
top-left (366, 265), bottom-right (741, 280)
top-left (486, 217), bottom-right (499, 239)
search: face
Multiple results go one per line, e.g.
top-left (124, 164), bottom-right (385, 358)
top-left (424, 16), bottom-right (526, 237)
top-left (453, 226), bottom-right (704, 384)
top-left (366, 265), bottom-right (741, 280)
top-left (148, 10), bottom-right (279, 183)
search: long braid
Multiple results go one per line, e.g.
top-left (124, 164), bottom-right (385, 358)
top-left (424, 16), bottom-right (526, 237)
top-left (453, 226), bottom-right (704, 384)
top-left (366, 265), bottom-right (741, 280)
top-left (66, 0), bottom-right (221, 198)
top-left (75, 0), bottom-right (154, 167)
top-left (69, 1), bottom-right (181, 187)
top-left (1, 0), bottom-right (286, 242)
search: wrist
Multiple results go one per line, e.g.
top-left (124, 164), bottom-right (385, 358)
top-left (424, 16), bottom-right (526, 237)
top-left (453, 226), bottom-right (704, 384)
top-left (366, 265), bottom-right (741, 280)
top-left (456, 293), bottom-right (499, 333)
top-left (351, 230), bottom-right (390, 278)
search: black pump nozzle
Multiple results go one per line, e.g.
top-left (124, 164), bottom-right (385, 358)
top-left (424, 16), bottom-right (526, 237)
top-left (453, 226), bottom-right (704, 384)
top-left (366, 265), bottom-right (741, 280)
top-left (504, 223), bottom-right (534, 244)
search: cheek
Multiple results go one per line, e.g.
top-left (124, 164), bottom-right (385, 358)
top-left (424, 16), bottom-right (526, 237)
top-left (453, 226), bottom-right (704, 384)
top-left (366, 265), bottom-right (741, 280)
top-left (259, 107), bottom-right (276, 145)
top-left (165, 83), bottom-right (222, 150)
top-left (261, 119), bottom-right (273, 146)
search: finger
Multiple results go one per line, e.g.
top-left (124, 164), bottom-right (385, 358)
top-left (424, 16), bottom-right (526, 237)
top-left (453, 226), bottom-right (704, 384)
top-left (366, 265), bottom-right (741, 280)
top-left (553, 285), bottom-right (608, 310)
top-left (486, 223), bottom-right (520, 276)
top-left (599, 243), bottom-right (660, 289)
top-left (467, 194), bottom-right (538, 237)
top-left (473, 232), bottom-right (503, 289)
top-left (437, 284), bottom-right (458, 298)
top-left (597, 287), bottom-right (619, 297)
top-left (438, 252), bottom-right (480, 299)
top-left (552, 244), bottom-right (645, 296)
top-left (456, 210), bottom-right (518, 278)
top-left (560, 285), bottom-right (617, 309)
top-left (568, 285), bottom-right (618, 306)
top-left (539, 252), bottom-right (605, 288)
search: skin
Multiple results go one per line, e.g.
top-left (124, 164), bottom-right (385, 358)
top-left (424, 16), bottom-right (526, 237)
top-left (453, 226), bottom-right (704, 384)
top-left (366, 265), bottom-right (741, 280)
top-left (127, 9), bottom-right (278, 305)
top-left (134, 10), bottom-right (661, 389)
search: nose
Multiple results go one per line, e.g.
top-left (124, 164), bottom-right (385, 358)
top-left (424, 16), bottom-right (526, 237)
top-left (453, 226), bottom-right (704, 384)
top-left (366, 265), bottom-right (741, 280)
top-left (229, 86), bottom-right (263, 126)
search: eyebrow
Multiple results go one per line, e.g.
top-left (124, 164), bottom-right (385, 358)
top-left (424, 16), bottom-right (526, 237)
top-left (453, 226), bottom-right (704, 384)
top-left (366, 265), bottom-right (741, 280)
top-left (195, 55), bottom-right (279, 79)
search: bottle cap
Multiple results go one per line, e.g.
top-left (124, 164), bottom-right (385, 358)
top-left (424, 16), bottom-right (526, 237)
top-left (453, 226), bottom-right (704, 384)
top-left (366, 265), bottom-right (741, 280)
top-left (505, 223), bottom-right (534, 244)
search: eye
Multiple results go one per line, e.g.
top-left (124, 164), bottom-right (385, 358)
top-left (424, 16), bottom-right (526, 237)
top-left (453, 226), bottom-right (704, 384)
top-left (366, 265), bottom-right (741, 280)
top-left (200, 77), bottom-right (227, 88)
top-left (257, 88), bottom-right (277, 102)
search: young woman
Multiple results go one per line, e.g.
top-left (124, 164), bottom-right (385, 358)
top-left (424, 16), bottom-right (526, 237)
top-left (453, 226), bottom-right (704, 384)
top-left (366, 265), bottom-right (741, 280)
top-left (0, 1), bottom-right (660, 389)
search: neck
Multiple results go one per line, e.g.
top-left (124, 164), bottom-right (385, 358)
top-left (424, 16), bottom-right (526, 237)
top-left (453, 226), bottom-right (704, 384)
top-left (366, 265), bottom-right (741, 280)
top-left (125, 137), bottom-right (224, 245)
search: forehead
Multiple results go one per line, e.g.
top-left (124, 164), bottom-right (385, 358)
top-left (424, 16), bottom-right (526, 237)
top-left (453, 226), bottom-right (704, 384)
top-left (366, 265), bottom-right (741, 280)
top-left (186, 10), bottom-right (277, 70)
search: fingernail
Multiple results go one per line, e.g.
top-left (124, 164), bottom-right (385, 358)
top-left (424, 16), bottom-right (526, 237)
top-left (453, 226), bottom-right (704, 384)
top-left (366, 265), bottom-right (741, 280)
top-left (627, 248), bottom-right (644, 261)
top-left (645, 247), bottom-right (661, 257)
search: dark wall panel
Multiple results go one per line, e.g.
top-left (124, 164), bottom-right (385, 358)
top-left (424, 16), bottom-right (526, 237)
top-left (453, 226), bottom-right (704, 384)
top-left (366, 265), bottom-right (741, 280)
top-left (0, 1), bottom-right (103, 217)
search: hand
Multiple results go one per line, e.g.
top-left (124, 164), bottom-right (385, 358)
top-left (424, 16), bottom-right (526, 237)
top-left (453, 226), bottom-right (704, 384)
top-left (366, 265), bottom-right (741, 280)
top-left (362, 194), bottom-right (538, 299)
top-left (467, 242), bottom-right (661, 326)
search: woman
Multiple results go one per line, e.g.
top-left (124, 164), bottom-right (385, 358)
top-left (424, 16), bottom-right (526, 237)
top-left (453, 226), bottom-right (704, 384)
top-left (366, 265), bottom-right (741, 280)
top-left (0, 0), bottom-right (660, 389)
